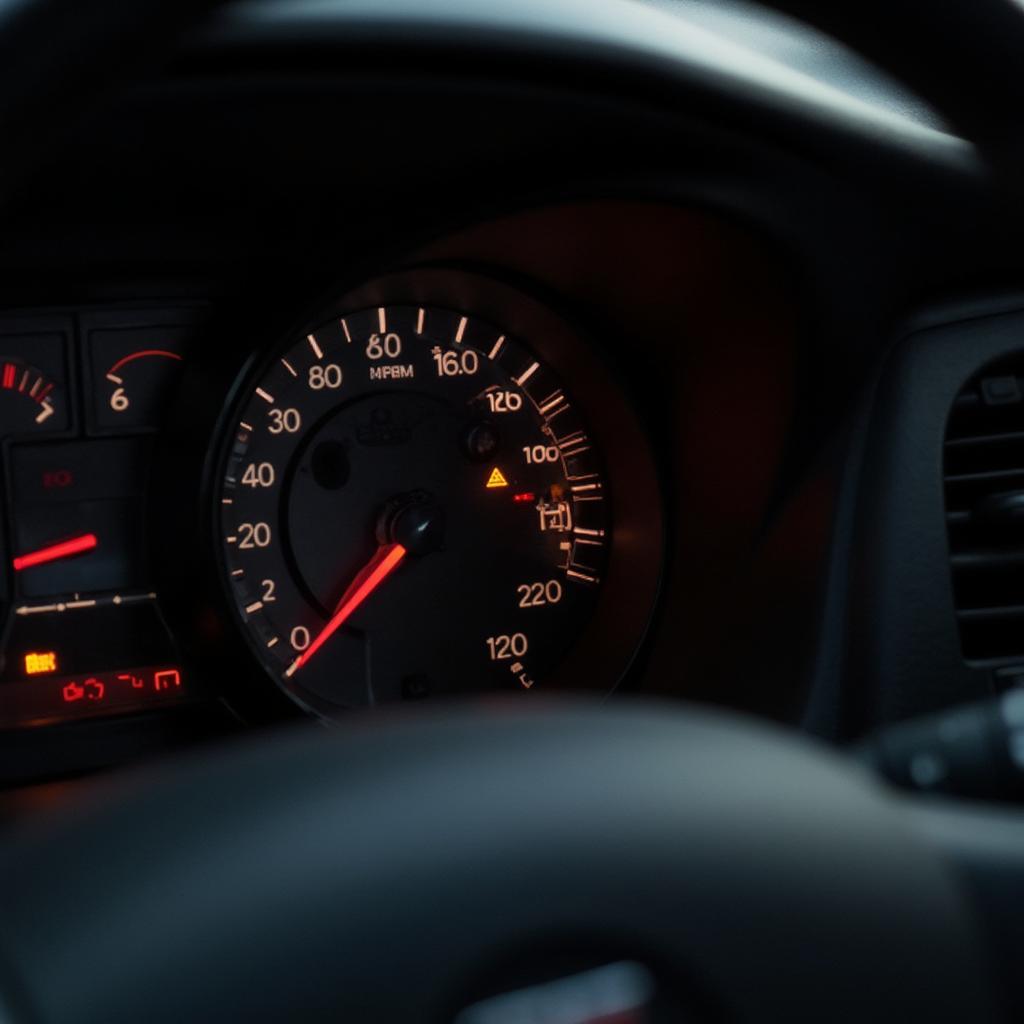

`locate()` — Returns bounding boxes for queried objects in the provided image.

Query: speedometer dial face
[217,305,612,715]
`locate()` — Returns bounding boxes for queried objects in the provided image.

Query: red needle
[286,541,407,676]
[12,533,98,571]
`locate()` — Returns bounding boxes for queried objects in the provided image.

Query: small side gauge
[89,327,188,432]
[1,360,58,426]
[0,332,69,438]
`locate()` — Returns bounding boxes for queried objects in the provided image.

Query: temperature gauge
[0,333,69,438]
[89,326,188,432]
[1,360,57,425]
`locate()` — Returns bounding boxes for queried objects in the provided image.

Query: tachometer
[212,288,657,719]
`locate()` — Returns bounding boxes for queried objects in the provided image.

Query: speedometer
[212,284,659,718]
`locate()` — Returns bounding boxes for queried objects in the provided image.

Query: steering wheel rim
[0,703,997,1021]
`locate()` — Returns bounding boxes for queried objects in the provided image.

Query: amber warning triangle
[486,467,509,488]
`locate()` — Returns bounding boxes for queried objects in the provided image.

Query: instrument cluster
[0,270,665,738]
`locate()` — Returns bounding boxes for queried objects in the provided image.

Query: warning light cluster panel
[0,305,205,734]
[0,665,186,729]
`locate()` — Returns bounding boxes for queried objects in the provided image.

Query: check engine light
[24,651,58,675]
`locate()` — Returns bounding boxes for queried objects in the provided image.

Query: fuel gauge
[89,326,188,432]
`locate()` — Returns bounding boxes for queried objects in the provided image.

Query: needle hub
[377,491,445,556]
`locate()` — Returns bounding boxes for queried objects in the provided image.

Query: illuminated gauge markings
[99,347,183,429]
[105,348,181,396]
[0,359,58,425]
[217,305,608,717]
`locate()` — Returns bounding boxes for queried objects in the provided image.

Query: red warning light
[42,469,73,489]
[513,492,536,504]
[62,681,85,702]
[154,669,181,691]
[60,679,106,703]
[0,665,188,729]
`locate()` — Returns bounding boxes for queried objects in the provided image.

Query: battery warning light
[24,651,58,675]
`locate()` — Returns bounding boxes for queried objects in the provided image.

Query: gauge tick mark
[515,361,539,386]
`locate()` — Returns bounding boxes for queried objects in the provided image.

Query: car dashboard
[0,0,1014,792]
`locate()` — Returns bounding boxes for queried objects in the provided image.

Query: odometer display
[217,305,610,715]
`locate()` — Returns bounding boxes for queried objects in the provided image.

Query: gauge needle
[12,533,98,571]
[286,541,407,676]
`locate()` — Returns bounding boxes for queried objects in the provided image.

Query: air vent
[945,355,1024,663]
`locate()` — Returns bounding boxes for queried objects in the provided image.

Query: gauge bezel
[157,267,664,723]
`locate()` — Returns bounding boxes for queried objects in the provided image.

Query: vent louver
[945,356,1024,664]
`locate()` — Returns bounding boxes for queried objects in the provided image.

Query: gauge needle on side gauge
[286,541,407,677]
[12,533,98,571]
